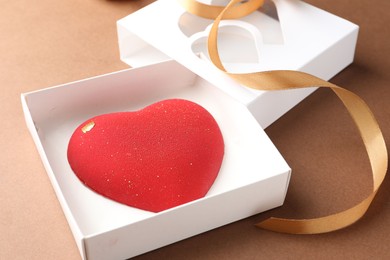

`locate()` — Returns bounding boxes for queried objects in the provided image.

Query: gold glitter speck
[82,121,95,133]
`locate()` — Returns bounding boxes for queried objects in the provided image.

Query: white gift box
[22,60,291,260]
[117,0,358,128]
[22,1,360,258]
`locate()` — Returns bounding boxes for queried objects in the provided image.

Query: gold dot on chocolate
[82,121,95,133]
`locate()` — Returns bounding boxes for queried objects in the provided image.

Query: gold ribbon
[180,0,388,234]
[177,0,264,19]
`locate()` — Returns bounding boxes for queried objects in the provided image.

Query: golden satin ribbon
[180,0,388,234]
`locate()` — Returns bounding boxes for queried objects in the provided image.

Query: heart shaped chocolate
[67,99,224,212]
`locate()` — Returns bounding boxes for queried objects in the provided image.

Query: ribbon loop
[180,0,388,234]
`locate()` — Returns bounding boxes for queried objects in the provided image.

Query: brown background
[1,0,389,259]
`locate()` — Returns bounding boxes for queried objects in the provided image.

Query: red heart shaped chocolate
[67,99,224,212]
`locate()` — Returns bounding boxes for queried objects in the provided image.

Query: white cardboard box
[117,0,358,128]
[22,60,291,260]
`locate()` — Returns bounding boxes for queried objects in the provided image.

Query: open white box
[117,0,359,128]
[22,60,290,260]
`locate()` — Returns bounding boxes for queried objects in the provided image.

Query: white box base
[117,0,358,128]
[22,60,290,260]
